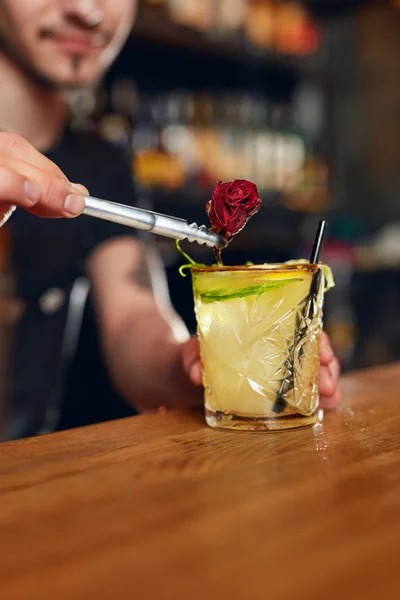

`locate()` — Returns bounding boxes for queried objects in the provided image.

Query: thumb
[180,336,203,386]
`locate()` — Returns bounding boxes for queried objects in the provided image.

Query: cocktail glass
[192,263,325,431]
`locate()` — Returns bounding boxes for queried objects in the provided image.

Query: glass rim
[191,262,322,274]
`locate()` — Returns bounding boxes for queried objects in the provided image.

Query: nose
[62,0,104,28]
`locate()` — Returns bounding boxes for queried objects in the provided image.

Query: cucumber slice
[198,278,302,303]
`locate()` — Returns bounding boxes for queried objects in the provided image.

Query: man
[0,0,341,439]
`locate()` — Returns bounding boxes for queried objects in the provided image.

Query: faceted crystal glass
[192,263,325,431]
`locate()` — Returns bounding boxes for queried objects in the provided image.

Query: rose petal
[207,179,262,239]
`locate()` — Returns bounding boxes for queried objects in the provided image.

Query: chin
[58,76,98,90]
[33,55,102,90]
[42,68,99,90]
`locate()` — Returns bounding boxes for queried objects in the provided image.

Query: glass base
[205,408,318,432]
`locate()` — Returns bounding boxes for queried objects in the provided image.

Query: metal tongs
[83,196,226,249]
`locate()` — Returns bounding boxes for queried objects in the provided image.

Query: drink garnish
[197,278,303,303]
[175,240,207,276]
[176,183,335,297]
[176,179,262,271]
[207,179,262,264]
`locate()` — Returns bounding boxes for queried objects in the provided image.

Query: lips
[40,30,106,55]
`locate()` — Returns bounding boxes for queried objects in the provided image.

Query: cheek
[0,8,24,46]
[107,0,137,39]
[0,0,42,31]
[1,4,46,59]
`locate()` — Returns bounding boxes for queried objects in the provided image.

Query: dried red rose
[206,179,261,241]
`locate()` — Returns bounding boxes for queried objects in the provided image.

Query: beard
[0,32,91,92]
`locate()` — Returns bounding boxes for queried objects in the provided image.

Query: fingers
[0,165,42,209]
[0,153,86,218]
[320,330,334,365]
[319,331,342,408]
[329,354,341,382]
[319,365,336,397]
[320,388,342,410]
[319,357,341,396]
[180,336,203,386]
[181,331,342,406]
[189,362,203,386]
[319,356,342,409]
[0,132,66,179]
[71,183,89,195]
[0,132,89,219]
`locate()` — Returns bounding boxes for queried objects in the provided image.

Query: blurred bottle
[214,0,246,37]
[161,92,199,186]
[266,103,304,195]
[190,92,220,188]
[245,0,276,50]
[105,78,140,154]
[98,114,132,151]
[134,94,186,190]
[244,0,320,56]
[67,89,97,131]
[139,0,169,18]
[274,2,320,56]
[252,98,274,190]
[126,87,329,206]
[139,0,320,56]
[168,0,215,32]
[271,100,329,213]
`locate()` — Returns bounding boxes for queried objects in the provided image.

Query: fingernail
[322,340,334,362]
[190,363,202,384]
[71,183,89,195]
[64,194,85,217]
[24,180,41,204]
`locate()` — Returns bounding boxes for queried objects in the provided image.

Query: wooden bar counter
[1,364,399,599]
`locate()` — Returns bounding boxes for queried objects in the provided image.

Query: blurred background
[2,0,400,374]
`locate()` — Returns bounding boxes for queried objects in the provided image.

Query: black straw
[273,220,327,413]
[309,220,327,264]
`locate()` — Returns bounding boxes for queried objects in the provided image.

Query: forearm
[102,300,202,411]
[88,237,203,411]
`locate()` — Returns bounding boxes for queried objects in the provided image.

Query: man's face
[0,0,137,88]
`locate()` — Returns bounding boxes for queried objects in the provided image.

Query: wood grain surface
[1,364,400,600]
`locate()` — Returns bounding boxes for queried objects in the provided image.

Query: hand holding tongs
[83,196,226,249]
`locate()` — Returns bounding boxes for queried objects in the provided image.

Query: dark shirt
[3,129,138,440]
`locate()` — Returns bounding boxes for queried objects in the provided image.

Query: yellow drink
[192,263,325,431]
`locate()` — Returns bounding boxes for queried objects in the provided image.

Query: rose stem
[213,247,223,265]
